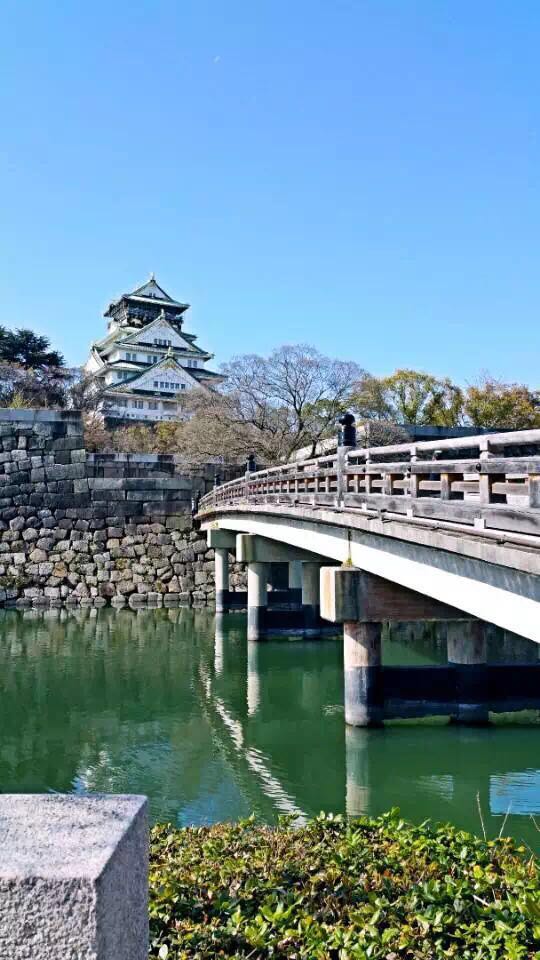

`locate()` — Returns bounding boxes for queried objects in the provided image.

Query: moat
[1,607,539,848]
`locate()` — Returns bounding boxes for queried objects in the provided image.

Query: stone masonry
[0,409,246,609]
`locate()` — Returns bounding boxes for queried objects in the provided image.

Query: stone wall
[0,409,245,609]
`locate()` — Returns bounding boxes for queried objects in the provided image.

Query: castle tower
[85,275,223,423]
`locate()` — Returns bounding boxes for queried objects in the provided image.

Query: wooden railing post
[479,437,493,460]
[364,452,373,495]
[529,474,540,508]
[336,447,347,507]
[440,473,461,500]
[407,445,418,499]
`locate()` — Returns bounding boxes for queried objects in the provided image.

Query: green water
[1,608,539,849]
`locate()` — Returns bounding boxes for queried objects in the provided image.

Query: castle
[85,275,223,422]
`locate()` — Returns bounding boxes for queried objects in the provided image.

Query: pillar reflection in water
[345,727,371,817]
[214,614,225,675]
[247,642,261,716]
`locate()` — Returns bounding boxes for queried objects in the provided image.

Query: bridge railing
[198,428,540,538]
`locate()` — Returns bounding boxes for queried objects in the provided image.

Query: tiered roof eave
[104,274,190,317]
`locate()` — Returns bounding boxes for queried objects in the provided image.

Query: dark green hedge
[149,811,540,959]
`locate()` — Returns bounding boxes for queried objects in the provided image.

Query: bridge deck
[198,428,540,642]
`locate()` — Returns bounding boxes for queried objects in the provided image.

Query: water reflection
[0,608,539,847]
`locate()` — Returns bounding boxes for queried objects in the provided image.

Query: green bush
[149,811,540,959]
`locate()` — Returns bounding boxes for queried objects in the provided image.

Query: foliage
[352,369,540,433]
[464,376,540,430]
[149,811,540,959]
[82,412,113,452]
[0,326,64,368]
[0,361,69,409]
[352,370,464,427]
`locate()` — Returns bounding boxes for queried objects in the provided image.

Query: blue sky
[0,1,538,384]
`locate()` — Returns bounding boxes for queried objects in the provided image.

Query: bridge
[198,422,540,727]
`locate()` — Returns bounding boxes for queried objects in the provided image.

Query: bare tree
[0,362,70,408]
[210,345,366,462]
[64,368,112,414]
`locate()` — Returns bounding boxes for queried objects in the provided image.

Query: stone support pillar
[215,548,229,614]
[343,620,383,726]
[447,621,488,725]
[302,562,321,634]
[288,560,303,606]
[247,562,269,642]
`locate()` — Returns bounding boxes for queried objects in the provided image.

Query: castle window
[132,400,144,409]
[154,338,171,347]
[125,351,137,361]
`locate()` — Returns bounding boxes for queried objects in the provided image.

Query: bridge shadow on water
[0,607,539,849]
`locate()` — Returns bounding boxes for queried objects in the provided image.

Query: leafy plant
[149,810,540,958]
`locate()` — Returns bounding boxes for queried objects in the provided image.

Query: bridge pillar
[344,621,383,726]
[288,560,303,606]
[207,530,236,614]
[447,622,488,725]
[302,562,321,634]
[320,566,383,726]
[247,562,269,642]
[215,549,230,614]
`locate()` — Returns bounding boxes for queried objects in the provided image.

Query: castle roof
[106,351,205,395]
[105,274,189,317]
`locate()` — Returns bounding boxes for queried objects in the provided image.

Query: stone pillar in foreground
[247,561,269,641]
[302,562,321,634]
[288,560,303,606]
[0,794,148,959]
[447,621,488,724]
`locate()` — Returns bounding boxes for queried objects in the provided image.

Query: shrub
[149,811,540,959]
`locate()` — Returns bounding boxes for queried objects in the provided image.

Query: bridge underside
[202,503,540,643]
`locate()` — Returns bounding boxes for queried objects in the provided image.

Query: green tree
[353,369,464,427]
[464,376,540,429]
[0,326,64,368]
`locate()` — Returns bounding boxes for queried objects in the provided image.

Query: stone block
[320,566,362,623]
[0,794,147,958]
